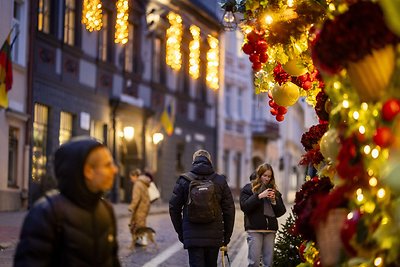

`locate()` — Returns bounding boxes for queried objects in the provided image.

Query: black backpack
[182,172,219,224]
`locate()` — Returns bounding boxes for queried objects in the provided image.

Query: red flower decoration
[314,89,329,122]
[273,64,291,85]
[301,123,329,151]
[293,176,334,241]
[336,135,366,181]
[312,1,399,74]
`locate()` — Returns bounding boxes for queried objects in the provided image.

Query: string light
[166,12,183,71]
[369,177,377,187]
[189,25,200,79]
[206,35,219,90]
[82,0,103,32]
[115,0,129,44]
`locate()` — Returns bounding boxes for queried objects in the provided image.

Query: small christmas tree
[274,212,303,267]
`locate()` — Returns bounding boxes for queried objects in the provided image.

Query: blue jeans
[247,231,276,267]
[187,247,219,267]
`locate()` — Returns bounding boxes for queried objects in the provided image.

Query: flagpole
[10,29,20,50]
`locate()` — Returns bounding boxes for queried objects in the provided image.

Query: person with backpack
[169,149,235,267]
[240,163,286,267]
[14,136,121,267]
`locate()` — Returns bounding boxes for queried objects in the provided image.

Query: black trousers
[188,247,220,267]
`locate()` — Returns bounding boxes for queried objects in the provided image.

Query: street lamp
[220,0,239,31]
[123,126,134,141]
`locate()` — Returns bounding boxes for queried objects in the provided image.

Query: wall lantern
[123,126,135,141]
[153,132,164,145]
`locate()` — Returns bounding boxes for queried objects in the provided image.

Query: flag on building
[0,33,13,108]
[161,100,175,136]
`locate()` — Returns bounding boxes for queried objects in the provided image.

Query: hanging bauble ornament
[382,98,400,121]
[271,82,300,107]
[319,128,340,163]
[347,44,395,102]
[282,58,308,76]
[373,126,394,148]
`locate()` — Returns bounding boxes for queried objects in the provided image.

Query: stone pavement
[0,201,169,251]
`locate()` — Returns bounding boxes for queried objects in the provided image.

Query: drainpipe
[110,97,120,203]
[26,0,37,208]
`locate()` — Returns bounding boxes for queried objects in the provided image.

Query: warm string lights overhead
[189,25,200,79]
[115,0,129,44]
[82,0,103,32]
[206,35,219,90]
[166,12,183,71]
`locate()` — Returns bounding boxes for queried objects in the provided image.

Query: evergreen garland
[274,212,303,267]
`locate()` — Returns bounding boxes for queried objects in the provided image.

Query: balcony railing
[251,120,280,140]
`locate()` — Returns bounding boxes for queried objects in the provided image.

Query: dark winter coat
[240,183,286,231]
[169,156,235,249]
[14,138,120,267]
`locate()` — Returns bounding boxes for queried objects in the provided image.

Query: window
[8,127,19,188]
[225,86,232,118]
[64,0,76,46]
[90,120,105,143]
[237,88,243,119]
[124,24,134,72]
[59,111,73,145]
[152,37,165,83]
[98,11,108,61]
[32,103,49,182]
[12,1,23,63]
[38,0,50,33]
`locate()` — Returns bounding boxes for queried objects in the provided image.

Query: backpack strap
[181,172,217,181]
[181,172,196,181]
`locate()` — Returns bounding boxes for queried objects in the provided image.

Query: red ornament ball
[373,126,394,147]
[382,98,400,121]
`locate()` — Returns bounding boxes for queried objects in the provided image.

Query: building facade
[17,0,224,206]
[218,29,253,198]
[0,0,30,211]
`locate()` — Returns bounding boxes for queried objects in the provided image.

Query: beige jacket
[129,176,151,228]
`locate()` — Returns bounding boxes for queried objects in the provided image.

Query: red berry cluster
[268,91,287,122]
[292,69,323,91]
[273,64,291,85]
[242,30,269,72]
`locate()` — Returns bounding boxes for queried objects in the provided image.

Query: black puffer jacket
[240,183,286,231]
[169,156,235,249]
[14,138,120,267]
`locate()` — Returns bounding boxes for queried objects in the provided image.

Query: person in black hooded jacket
[169,149,235,267]
[14,136,121,267]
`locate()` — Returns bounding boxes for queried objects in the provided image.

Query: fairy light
[287,0,294,7]
[364,145,371,155]
[359,125,365,134]
[382,216,389,224]
[361,102,368,110]
[189,25,200,79]
[356,188,364,202]
[333,81,341,89]
[265,15,273,25]
[371,148,379,158]
[377,188,386,199]
[166,12,183,71]
[342,100,349,108]
[369,177,378,187]
[368,169,374,176]
[353,111,359,120]
[82,0,103,32]
[364,201,376,213]
[115,0,129,44]
[374,257,383,266]
[206,35,219,90]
